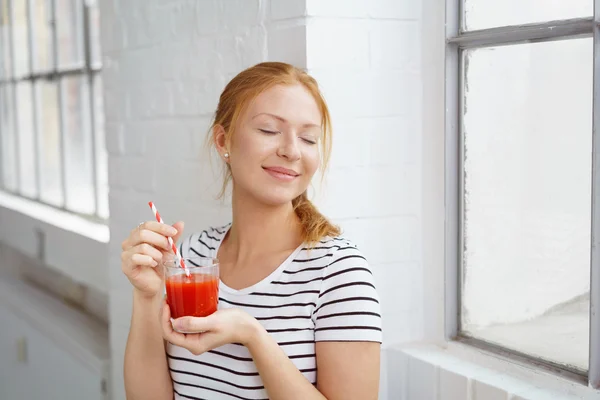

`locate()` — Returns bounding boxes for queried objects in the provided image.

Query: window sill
[0,191,109,294]
[387,342,600,399]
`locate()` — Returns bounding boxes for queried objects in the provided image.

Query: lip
[263,166,300,176]
[262,166,300,181]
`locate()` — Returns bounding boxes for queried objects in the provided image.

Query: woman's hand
[160,299,263,355]
[121,221,185,298]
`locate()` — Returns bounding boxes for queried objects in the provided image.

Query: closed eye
[301,138,317,145]
[259,129,279,134]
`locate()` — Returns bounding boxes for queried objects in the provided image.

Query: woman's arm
[246,323,326,400]
[162,304,381,399]
[121,220,186,399]
[314,341,380,400]
[246,325,380,400]
[124,291,173,400]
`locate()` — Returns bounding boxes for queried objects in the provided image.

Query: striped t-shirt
[168,224,382,400]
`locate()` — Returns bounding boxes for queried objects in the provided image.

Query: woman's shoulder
[179,223,231,258]
[311,235,382,343]
[309,235,368,264]
[289,235,371,279]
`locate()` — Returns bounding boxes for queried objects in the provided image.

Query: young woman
[121,62,382,400]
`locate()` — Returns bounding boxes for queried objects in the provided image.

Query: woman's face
[220,84,322,207]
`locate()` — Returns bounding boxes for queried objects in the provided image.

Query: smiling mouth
[262,167,300,181]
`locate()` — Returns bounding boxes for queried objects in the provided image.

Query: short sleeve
[177,225,230,260]
[178,233,195,259]
[312,246,382,343]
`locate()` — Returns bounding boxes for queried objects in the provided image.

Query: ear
[213,124,229,161]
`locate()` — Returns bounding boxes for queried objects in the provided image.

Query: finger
[131,253,158,268]
[130,243,164,262]
[172,221,185,245]
[172,315,214,333]
[160,302,188,345]
[121,249,160,275]
[134,229,172,252]
[131,221,178,239]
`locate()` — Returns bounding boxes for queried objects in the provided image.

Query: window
[445,0,600,388]
[0,0,107,219]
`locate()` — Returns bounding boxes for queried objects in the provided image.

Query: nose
[276,131,301,161]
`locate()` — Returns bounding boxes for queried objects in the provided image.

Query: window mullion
[449,17,594,48]
[82,2,98,217]
[7,0,20,194]
[589,0,600,390]
[26,0,41,200]
[0,65,94,84]
[445,0,461,340]
[50,0,67,208]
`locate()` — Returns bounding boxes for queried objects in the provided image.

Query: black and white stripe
[170,225,382,399]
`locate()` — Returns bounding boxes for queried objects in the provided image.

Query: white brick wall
[303,2,423,357]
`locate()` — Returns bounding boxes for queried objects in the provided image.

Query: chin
[252,188,303,207]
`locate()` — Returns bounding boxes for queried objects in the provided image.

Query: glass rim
[162,256,219,269]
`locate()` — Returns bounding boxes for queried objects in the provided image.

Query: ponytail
[293,191,340,247]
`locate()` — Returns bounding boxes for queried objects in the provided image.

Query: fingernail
[172,319,183,331]
[168,227,178,235]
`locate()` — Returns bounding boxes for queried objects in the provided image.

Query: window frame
[0,0,104,220]
[444,0,600,389]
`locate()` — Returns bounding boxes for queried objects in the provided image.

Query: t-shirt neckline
[214,224,305,296]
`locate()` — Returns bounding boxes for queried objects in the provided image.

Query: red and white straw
[148,201,189,277]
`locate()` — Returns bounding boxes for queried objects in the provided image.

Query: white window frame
[0,0,108,294]
[444,0,600,389]
[0,0,104,219]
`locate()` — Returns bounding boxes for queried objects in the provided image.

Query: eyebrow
[252,112,320,129]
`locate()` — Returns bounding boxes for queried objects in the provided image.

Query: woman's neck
[224,188,304,262]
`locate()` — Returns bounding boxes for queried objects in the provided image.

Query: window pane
[62,75,94,214]
[32,0,53,72]
[0,84,17,191]
[461,38,592,371]
[36,80,63,206]
[464,0,592,31]
[56,0,84,69]
[12,0,30,78]
[86,1,101,68]
[16,81,37,198]
[93,74,108,218]
[0,1,12,80]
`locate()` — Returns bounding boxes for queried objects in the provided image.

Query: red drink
[165,273,219,318]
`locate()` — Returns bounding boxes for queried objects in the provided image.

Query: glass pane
[32,0,53,72]
[56,0,84,69]
[0,84,17,191]
[464,0,592,31]
[0,1,12,80]
[62,75,94,214]
[36,80,63,206]
[461,38,592,371]
[16,81,37,198]
[86,1,101,68]
[93,74,108,218]
[12,0,30,78]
